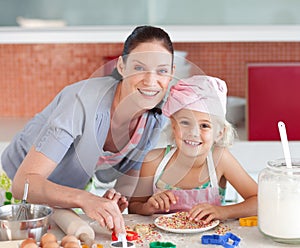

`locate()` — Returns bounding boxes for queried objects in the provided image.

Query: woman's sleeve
[34,85,85,164]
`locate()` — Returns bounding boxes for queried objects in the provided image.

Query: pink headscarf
[162,75,227,118]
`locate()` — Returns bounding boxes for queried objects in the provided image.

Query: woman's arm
[12,146,125,235]
[13,147,79,206]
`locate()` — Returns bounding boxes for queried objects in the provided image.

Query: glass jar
[258,158,300,244]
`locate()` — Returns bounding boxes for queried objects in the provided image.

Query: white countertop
[1,25,300,44]
[1,214,297,248]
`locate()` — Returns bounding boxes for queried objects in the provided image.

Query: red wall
[1,42,300,117]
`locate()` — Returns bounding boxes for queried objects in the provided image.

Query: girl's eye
[200,123,211,129]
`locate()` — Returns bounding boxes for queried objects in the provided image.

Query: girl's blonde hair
[213,117,237,148]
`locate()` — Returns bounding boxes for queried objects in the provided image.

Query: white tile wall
[0,142,8,173]
[0,117,28,172]
[0,117,28,142]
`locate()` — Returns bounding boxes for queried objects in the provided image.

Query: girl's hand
[103,188,129,213]
[144,190,177,214]
[188,203,224,224]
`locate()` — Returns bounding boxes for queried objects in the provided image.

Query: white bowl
[226,96,246,125]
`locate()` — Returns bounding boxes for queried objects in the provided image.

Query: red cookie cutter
[111,230,139,241]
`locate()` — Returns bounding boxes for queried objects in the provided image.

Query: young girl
[128,75,257,223]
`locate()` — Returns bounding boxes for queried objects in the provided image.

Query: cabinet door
[248,63,300,141]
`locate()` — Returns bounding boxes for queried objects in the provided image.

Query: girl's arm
[128,149,165,215]
[12,146,126,235]
[189,147,257,222]
[114,169,140,198]
[109,169,141,212]
[215,147,258,219]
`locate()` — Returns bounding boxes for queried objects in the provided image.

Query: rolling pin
[52,208,96,247]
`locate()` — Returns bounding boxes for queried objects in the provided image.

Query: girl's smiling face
[117,41,174,110]
[171,109,216,157]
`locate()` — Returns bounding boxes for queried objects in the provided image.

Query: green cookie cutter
[149,241,176,248]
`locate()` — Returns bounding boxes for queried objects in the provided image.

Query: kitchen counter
[1,214,297,248]
[1,25,300,44]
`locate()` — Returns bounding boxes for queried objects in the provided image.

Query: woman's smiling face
[117,41,174,110]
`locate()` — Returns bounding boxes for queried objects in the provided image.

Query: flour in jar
[258,179,300,239]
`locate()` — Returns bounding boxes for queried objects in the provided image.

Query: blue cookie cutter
[201,232,241,248]
[201,234,225,245]
[223,232,241,247]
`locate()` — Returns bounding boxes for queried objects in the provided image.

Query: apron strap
[153,146,176,185]
[207,151,219,189]
[153,147,219,194]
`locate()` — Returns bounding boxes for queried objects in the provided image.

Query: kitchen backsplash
[1,42,300,117]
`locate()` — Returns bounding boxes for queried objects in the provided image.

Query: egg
[61,234,78,247]
[42,241,60,248]
[63,241,80,248]
[20,238,36,248]
[40,233,57,247]
[23,243,39,248]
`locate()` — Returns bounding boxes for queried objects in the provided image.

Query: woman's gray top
[1,76,166,189]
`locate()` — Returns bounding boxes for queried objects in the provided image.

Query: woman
[1,25,174,235]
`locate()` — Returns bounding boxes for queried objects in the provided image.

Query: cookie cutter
[201,234,225,245]
[82,245,104,248]
[239,216,258,226]
[149,241,176,248]
[223,232,241,247]
[111,230,139,241]
[110,241,135,247]
[201,232,241,248]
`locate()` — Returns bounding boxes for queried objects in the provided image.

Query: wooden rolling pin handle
[79,233,97,248]
[52,208,95,240]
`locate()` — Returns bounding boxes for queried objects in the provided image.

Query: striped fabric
[96,112,148,168]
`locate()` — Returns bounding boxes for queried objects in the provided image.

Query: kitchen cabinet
[248,63,300,140]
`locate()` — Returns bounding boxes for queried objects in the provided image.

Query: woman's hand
[143,190,177,214]
[188,203,224,224]
[81,193,126,236]
[103,188,129,213]
[11,148,126,235]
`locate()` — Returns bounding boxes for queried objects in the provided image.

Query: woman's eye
[157,68,168,75]
[134,65,145,71]
[180,120,190,126]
